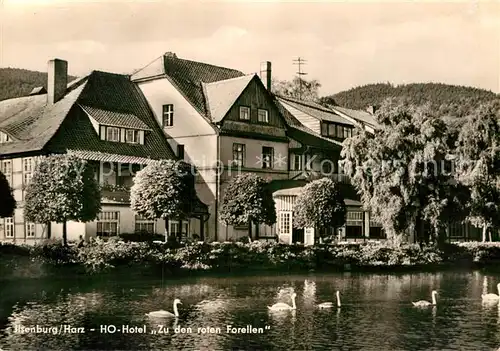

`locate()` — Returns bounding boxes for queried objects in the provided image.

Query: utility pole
[293,57,307,100]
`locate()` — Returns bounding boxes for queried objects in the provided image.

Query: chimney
[366,105,377,114]
[47,59,68,104]
[260,61,272,91]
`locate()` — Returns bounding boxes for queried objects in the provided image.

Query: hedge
[3,239,500,276]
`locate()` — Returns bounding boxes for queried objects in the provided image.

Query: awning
[67,150,156,165]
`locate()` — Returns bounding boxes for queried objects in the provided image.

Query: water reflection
[3,272,500,350]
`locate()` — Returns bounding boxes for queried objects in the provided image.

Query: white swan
[268,293,297,311]
[482,283,500,301]
[412,290,437,307]
[146,298,182,318]
[318,291,341,308]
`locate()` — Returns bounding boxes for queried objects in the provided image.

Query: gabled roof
[131,53,245,117]
[273,96,342,149]
[202,74,255,122]
[278,95,354,125]
[329,105,377,128]
[45,71,176,160]
[0,70,175,160]
[0,80,88,155]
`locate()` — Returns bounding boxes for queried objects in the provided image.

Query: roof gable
[131,53,245,117]
[203,75,255,122]
[0,80,88,156]
[329,105,377,128]
[0,70,175,160]
[45,71,176,160]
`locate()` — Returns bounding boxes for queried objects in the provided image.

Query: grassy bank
[2,239,500,279]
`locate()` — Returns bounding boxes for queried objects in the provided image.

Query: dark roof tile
[131,54,245,117]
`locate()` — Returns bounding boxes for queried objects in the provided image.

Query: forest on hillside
[320,83,499,110]
[0,68,77,101]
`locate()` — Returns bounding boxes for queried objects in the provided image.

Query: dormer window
[0,131,11,143]
[100,125,144,144]
[321,122,353,140]
[239,106,250,120]
[125,129,140,144]
[258,109,269,123]
[162,104,174,127]
[106,127,120,142]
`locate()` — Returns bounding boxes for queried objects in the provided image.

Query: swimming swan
[268,293,297,311]
[412,290,437,307]
[318,291,341,308]
[482,283,500,301]
[146,299,182,318]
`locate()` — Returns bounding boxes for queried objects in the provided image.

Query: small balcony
[100,184,131,204]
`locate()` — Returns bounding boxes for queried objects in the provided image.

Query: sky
[0,0,499,95]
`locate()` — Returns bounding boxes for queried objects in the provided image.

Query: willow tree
[219,173,276,240]
[0,170,15,218]
[454,99,500,242]
[24,154,101,245]
[341,98,467,244]
[293,177,346,243]
[130,160,195,240]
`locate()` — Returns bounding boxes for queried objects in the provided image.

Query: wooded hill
[321,82,498,110]
[1,68,498,110]
[0,68,77,101]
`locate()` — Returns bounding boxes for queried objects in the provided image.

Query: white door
[278,211,292,244]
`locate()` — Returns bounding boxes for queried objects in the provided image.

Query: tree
[454,99,500,242]
[293,177,346,243]
[130,160,195,240]
[24,154,101,245]
[341,98,467,245]
[219,173,276,240]
[272,77,321,102]
[0,170,15,218]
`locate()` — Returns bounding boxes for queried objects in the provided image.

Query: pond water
[1,270,500,350]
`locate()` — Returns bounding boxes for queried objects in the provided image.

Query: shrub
[9,238,500,275]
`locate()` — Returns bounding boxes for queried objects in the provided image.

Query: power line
[293,57,307,100]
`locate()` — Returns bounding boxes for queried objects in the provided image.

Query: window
[2,160,12,184]
[2,217,14,238]
[328,124,336,137]
[106,127,120,142]
[177,145,185,160]
[343,127,352,138]
[232,143,246,167]
[346,211,363,226]
[321,123,328,136]
[262,146,274,169]
[0,132,11,143]
[23,173,32,186]
[336,125,343,138]
[25,222,35,238]
[135,214,155,233]
[96,212,119,237]
[279,212,291,235]
[23,158,32,173]
[292,154,302,171]
[257,109,269,123]
[169,221,189,241]
[125,129,139,144]
[162,104,174,127]
[239,106,250,120]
